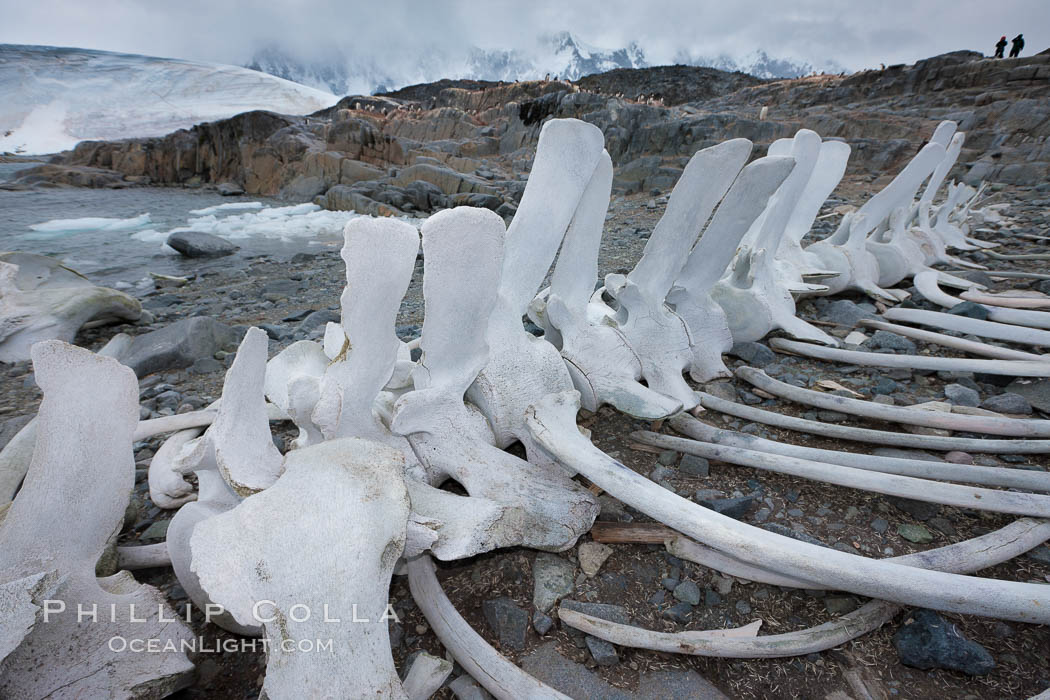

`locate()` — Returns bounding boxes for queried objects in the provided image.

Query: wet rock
[679,454,709,477]
[673,580,701,605]
[944,383,980,407]
[981,392,1033,415]
[482,597,529,651]
[947,301,989,320]
[662,601,693,624]
[167,231,239,258]
[1005,378,1050,413]
[216,182,245,196]
[728,341,775,367]
[533,552,575,612]
[894,609,995,675]
[118,317,240,377]
[822,300,875,328]
[869,330,916,353]
[897,523,934,543]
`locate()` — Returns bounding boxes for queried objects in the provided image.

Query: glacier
[0,45,339,155]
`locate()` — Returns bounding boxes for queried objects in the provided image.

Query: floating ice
[28,213,152,234]
[166,204,420,243]
[188,202,266,216]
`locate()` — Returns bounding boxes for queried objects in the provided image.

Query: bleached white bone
[866,206,988,288]
[115,542,171,570]
[915,270,1050,330]
[403,651,454,700]
[738,366,1050,437]
[0,252,142,363]
[882,306,1050,347]
[603,139,752,404]
[668,154,797,381]
[467,118,605,459]
[167,470,260,636]
[192,438,411,698]
[662,415,1050,491]
[407,555,572,700]
[0,341,193,697]
[562,517,1050,658]
[211,327,284,495]
[393,207,597,556]
[525,390,1050,623]
[264,340,329,449]
[538,151,682,418]
[960,289,1050,310]
[697,388,1050,453]
[148,426,203,509]
[769,336,1050,377]
[859,318,1049,361]
[806,211,900,301]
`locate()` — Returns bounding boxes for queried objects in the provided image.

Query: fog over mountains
[247,31,840,96]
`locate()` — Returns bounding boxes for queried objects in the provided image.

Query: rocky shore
[1,168,1048,697]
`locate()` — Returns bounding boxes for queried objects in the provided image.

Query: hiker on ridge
[994,35,1007,58]
[1009,34,1025,58]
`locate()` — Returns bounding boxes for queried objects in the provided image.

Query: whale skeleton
[6,116,1050,697]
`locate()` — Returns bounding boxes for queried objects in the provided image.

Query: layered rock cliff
[18,50,1049,218]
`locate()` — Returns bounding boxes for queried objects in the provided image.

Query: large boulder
[166,231,239,258]
[117,317,241,377]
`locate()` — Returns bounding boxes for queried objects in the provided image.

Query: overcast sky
[1,0,1046,73]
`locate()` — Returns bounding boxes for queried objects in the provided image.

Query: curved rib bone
[882,306,1050,347]
[961,289,1050,310]
[630,430,1050,517]
[407,554,572,700]
[915,270,1050,330]
[525,390,1050,623]
[769,337,1050,377]
[696,389,1050,453]
[859,318,1048,361]
[603,139,753,405]
[662,414,1050,492]
[737,366,1050,437]
[0,341,193,697]
[393,207,598,556]
[668,154,796,381]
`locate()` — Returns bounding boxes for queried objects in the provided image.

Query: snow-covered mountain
[0,45,339,155]
[247,32,648,96]
[245,32,837,97]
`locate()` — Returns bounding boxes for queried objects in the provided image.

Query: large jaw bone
[541,151,681,419]
[0,253,142,363]
[525,390,1050,623]
[915,270,1050,330]
[604,139,753,404]
[313,218,421,455]
[393,207,598,556]
[668,155,796,382]
[191,438,411,699]
[0,341,193,697]
[468,118,605,454]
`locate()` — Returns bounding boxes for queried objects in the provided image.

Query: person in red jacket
[994,35,1007,58]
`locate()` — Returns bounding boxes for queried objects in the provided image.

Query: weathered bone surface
[663,415,1050,491]
[538,151,682,418]
[770,337,1050,377]
[115,542,171,570]
[882,306,1050,347]
[960,289,1050,310]
[667,154,796,382]
[0,341,193,698]
[915,270,1050,330]
[393,207,598,556]
[264,340,329,449]
[633,428,1050,518]
[148,426,204,509]
[402,651,454,700]
[738,367,1050,437]
[0,252,142,363]
[192,438,411,698]
[467,118,605,457]
[526,391,1050,623]
[697,390,1050,453]
[602,139,751,402]
[777,139,850,277]
[211,327,285,495]
[407,554,572,700]
[859,318,1049,362]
